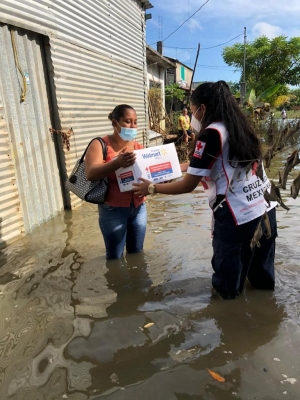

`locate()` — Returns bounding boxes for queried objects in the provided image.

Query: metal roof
[165,56,193,72]
[146,45,176,69]
[139,0,154,10]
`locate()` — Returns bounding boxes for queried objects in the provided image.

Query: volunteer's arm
[133,128,221,196]
[132,173,202,196]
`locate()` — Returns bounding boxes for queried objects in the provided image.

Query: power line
[197,66,238,71]
[197,64,236,68]
[150,0,210,45]
[161,33,244,51]
[197,64,238,71]
[164,46,197,50]
[168,60,239,71]
[202,33,243,49]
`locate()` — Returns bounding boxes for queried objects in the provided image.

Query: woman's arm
[132,173,202,196]
[85,140,136,181]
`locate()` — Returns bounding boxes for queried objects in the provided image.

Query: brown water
[0,150,300,400]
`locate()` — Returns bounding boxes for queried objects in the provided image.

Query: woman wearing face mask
[133,81,277,300]
[85,104,147,259]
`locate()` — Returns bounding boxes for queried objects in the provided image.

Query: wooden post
[188,43,201,103]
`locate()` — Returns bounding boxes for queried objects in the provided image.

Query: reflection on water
[0,150,300,399]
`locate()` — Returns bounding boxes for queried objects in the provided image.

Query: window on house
[180,66,185,80]
[166,68,176,85]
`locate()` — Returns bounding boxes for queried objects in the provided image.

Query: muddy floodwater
[0,150,300,400]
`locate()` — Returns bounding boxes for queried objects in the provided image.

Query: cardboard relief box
[116,143,182,192]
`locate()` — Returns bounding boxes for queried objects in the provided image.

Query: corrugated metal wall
[48,36,147,208]
[45,0,148,208]
[0,87,24,245]
[0,24,63,235]
[0,1,145,66]
[0,0,149,213]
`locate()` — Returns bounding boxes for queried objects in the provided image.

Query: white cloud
[155,0,300,19]
[154,0,300,33]
[148,1,300,83]
[252,22,284,39]
[186,18,202,33]
[206,0,300,20]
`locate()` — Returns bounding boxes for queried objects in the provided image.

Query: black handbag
[66,137,108,204]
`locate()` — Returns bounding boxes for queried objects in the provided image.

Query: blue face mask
[117,124,137,141]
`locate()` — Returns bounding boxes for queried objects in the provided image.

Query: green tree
[267,84,289,106]
[165,83,185,110]
[288,88,300,108]
[222,36,300,96]
[289,87,300,98]
[227,81,240,95]
[165,83,186,101]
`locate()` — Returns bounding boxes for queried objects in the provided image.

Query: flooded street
[0,151,300,400]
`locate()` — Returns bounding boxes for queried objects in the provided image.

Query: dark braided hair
[190,81,262,167]
[108,104,135,121]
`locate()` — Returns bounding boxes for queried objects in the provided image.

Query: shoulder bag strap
[95,137,107,161]
[80,137,107,162]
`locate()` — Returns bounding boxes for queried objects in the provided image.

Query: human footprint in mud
[133,81,278,300]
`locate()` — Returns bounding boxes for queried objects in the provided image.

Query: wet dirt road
[0,151,300,400]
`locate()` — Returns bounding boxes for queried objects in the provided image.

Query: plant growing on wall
[148,87,163,132]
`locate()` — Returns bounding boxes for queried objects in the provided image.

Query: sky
[145,0,300,85]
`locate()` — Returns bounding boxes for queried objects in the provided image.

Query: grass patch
[273,110,300,119]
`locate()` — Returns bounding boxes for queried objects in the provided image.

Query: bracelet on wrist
[148,183,156,195]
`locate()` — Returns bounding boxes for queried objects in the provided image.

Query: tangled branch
[49,128,73,151]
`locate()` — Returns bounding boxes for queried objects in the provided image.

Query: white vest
[200,122,276,225]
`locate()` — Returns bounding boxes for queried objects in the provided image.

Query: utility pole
[188,43,201,104]
[240,27,247,106]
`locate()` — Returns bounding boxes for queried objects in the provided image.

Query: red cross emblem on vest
[197,142,204,151]
[193,140,206,159]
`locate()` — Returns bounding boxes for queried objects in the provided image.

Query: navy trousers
[212,202,277,299]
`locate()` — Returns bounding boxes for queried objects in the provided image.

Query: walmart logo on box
[116,143,182,192]
[141,146,168,159]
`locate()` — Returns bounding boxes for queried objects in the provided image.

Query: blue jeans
[98,202,147,259]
